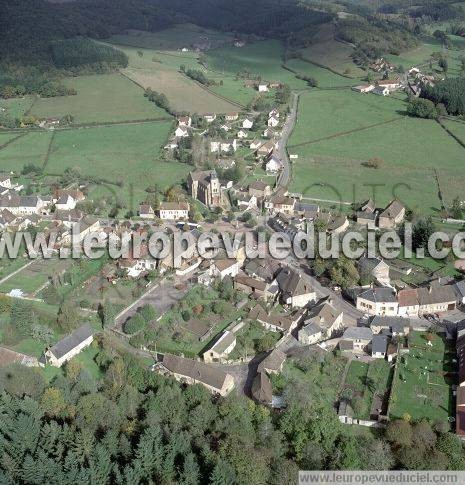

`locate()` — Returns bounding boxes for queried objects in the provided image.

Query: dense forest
[421,78,465,115]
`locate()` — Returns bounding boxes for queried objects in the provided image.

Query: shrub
[137,304,158,322]
[123,313,147,334]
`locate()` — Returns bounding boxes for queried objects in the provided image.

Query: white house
[352,84,375,93]
[266,154,283,173]
[55,194,77,211]
[211,259,240,279]
[242,118,254,129]
[211,139,237,153]
[44,325,94,367]
[0,175,12,189]
[277,267,316,308]
[373,86,390,96]
[250,139,262,150]
[267,116,279,127]
[269,109,279,119]
[203,331,236,363]
[221,124,231,132]
[237,129,248,139]
[175,126,189,138]
[225,112,239,121]
[177,116,192,127]
[158,201,189,220]
[204,113,217,123]
[258,84,269,92]
[356,287,398,316]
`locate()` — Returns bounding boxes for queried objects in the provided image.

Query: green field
[289,94,465,211]
[31,74,167,124]
[290,89,406,145]
[0,131,53,171]
[389,332,454,422]
[0,97,35,119]
[206,40,309,90]
[46,121,189,206]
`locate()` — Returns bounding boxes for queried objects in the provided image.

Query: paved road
[276,91,301,188]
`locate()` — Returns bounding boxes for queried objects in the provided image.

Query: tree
[123,313,147,334]
[385,419,413,447]
[10,300,35,337]
[439,57,448,73]
[412,217,434,250]
[412,421,436,450]
[137,304,158,322]
[449,196,463,219]
[57,301,79,332]
[40,387,67,418]
[407,98,438,119]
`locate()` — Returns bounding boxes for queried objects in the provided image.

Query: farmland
[0,131,53,172]
[389,332,454,422]
[288,89,465,211]
[0,97,35,119]
[31,74,167,124]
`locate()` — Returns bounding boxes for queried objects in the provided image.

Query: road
[276,91,301,188]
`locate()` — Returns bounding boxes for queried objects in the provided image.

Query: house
[258,83,269,92]
[377,79,402,90]
[0,194,46,216]
[251,372,273,405]
[55,194,77,211]
[298,323,323,345]
[177,116,192,127]
[370,316,410,336]
[372,86,390,96]
[356,287,398,316]
[300,297,345,342]
[417,285,456,314]
[44,325,94,367]
[397,288,420,316]
[265,154,283,173]
[237,129,248,139]
[267,191,295,214]
[340,327,373,353]
[358,257,390,286]
[204,113,217,123]
[267,116,279,127]
[327,215,349,234]
[175,126,189,138]
[0,174,12,189]
[203,331,236,363]
[235,192,258,211]
[210,258,240,279]
[210,139,237,153]
[277,267,316,308]
[243,257,282,283]
[0,209,17,230]
[372,334,388,359]
[250,139,263,150]
[257,141,276,158]
[158,201,189,220]
[378,200,405,229]
[356,210,377,229]
[250,304,299,335]
[248,180,271,198]
[269,109,279,119]
[67,217,100,246]
[221,124,231,132]
[188,170,221,207]
[158,353,235,396]
[352,84,375,93]
[242,118,254,129]
[454,280,465,304]
[257,348,286,374]
[263,127,276,138]
[234,274,275,301]
[139,204,155,219]
[225,112,239,121]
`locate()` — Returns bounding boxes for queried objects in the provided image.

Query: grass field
[289,92,465,211]
[0,97,35,119]
[31,74,167,124]
[0,131,53,172]
[0,257,73,295]
[206,40,309,90]
[108,24,234,51]
[286,59,357,88]
[46,121,189,206]
[290,89,406,145]
[389,332,454,422]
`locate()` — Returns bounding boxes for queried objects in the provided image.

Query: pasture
[31,74,167,124]
[289,89,406,145]
[289,104,465,211]
[389,332,454,422]
[45,121,190,207]
[0,97,35,118]
[108,24,234,51]
[0,131,53,172]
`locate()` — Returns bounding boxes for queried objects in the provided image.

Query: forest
[421,78,465,116]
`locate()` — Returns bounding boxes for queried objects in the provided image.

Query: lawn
[389,332,454,422]
[206,40,309,90]
[343,359,392,420]
[0,131,53,172]
[45,121,189,208]
[289,116,465,213]
[289,89,406,146]
[0,257,73,295]
[31,73,167,124]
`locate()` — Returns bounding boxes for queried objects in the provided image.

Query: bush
[123,313,147,334]
[181,310,191,322]
[137,304,158,322]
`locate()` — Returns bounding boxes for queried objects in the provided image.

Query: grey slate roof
[359,287,397,303]
[372,334,388,354]
[49,325,93,360]
[300,322,322,337]
[370,316,410,333]
[455,280,465,298]
[343,326,373,341]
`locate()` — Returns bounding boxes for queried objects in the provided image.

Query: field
[0,257,73,295]
[0,131,53,172]
[45,121,188,206]
[31,74,167,124]
[290,89,405,145]
[289,89,465,211]
[389,332,454,422]
[343,360,392,420]
[0,97,35,119]
[108,24,234,51]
